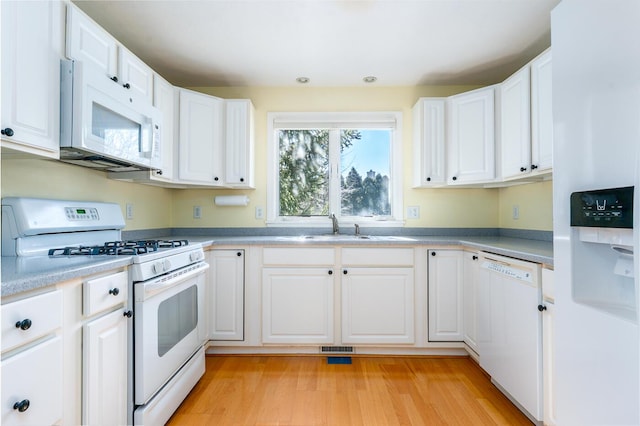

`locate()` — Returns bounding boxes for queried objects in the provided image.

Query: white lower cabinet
[1,336,63,426]
[427,249,464,341]
[262,268,335,344]
[83,309,128,426]
[209,249,245,341]
[81,270,130,426]
[341,267,414,344]
[462,251,481,353]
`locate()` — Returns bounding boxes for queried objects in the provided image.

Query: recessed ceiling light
[296,77,310,84]
[363,76,377,83]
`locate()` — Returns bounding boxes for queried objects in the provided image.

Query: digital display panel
[570,186,634,228]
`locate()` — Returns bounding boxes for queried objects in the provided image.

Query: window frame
[266,111,404,227]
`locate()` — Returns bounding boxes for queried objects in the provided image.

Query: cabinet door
[178,89,224,184]
[531,49,553,173]
[152,74,177,181]
[209,250,245,341]
[83,309,128,426]
[341,267,414,344]
[1,0,61,158]
[413,98,446,186]
[262,268,334,344]
[462,252,480,353]
[428,250,463,341]
[66,3,117,79]
[447,87,495,184]
[1,337,63,426]
[118,48,154,103]
[224,100,255,188]
[500,66,532,180]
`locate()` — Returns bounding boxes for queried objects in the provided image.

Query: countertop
[1,235,553,298]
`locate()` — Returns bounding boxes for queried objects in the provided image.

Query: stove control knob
[190,251,201,262]
[163,259,172,271]
[152,261,164,274]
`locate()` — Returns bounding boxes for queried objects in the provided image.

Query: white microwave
[60,59,162,172]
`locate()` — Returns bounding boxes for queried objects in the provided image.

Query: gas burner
[47,239,189,257]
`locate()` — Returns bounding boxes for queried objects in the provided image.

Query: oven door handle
[136,262,209,301]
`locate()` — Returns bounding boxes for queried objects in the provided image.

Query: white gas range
[1,197,208,425]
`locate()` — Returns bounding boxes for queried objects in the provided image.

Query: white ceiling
[72,0,561,88]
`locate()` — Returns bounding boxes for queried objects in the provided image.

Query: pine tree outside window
[267,112,403,227]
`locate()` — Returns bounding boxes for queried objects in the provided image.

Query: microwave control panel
[570,186,634,228]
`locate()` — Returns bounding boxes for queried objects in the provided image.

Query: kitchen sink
[274,235,417,242]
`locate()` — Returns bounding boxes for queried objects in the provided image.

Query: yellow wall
[1,158,173,231]
[498,180,553,231]
[0,85,553,232]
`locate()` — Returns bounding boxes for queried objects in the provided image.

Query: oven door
[134,262,208,405]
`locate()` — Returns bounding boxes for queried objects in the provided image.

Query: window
[267,112,403,226]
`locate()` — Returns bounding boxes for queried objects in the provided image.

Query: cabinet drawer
[263,247,335,266]
[1,290,62,354]
[341,248,414,267]
[84,270,128,316]
[1,336,63,425]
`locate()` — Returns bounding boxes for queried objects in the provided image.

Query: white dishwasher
[477,252,543,423]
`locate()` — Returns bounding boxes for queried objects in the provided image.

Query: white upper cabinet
[531,49,553,174]
[413,98,446,187]
[224,100,255,188]
[66,4,153,103]
[500,66,532,180]
[178,89,225,185]
[1,0,62,158]
[151,74,177,181]
[447,87,496,185]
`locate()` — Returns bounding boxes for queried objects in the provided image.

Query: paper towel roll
[214,195,250,206]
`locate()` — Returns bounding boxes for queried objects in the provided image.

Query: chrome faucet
[329,213,339,234]
[354,223,360,236]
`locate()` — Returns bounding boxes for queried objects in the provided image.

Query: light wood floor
[167,355,533,426]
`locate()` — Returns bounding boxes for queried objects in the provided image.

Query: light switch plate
[126,203,134,220]
[255,206,264,219]
[512,205,520,220]
[193,206,202,219]
[407,206,420,219]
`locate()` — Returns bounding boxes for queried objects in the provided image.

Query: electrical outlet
[126,203,134,220]
[255,206,264,219]
[193,206,202,219]
[407,206,420,219]
[512,205,520,220]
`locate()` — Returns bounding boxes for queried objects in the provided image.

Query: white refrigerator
[552,0,640,424]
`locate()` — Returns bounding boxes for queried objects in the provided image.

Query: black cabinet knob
[214,177,219,181]
[328,270,333,275]
[237,252,242,257]
[472,255,478,260]
[240,178,244,182]
[15,319,32,330]
[156,169,163,175]
[431,251,436,256]
[452,176,457,181]
[520,167,527,172]
[343,270,348,275]
[123,83,131,89]
[13,399,30,413]
[109,288,120,296]
[1,128,14,137]
[538,304,547,312]
[426,177,431,182]
[531,164,539,170]
[110,76,119,83]
[123,310,133,318]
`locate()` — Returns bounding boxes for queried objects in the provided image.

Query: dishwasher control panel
[482,260,533,282]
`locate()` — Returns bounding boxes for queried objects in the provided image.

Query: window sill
[265,218,405,228]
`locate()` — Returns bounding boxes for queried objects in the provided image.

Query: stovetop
[48,239,190,257]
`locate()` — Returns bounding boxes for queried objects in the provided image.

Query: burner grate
[47,239,189,256]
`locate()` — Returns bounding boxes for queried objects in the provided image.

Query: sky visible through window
[340,129,390,179]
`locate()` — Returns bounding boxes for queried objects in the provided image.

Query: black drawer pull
[15,319,32,330]
[109,288,120,296]
[13,399,30,412]
[123,310,133,318]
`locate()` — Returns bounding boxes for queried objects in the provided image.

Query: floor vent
[320,346,354,354]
